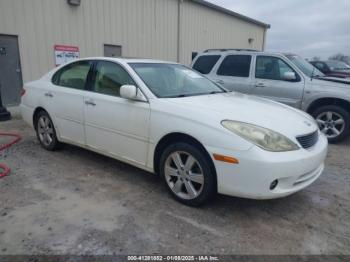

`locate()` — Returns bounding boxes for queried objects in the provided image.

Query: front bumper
[206,132,328,199]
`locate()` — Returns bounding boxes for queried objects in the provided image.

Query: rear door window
[192,55,221,74]
[217,55,251,77]
[52,61,92,90]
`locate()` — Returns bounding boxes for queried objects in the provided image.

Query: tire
[311,105,350,143]
[159,142,216,206]
[35,111,62,151]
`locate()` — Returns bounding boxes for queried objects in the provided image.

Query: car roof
[74,57,179,65]
[196,49,293,57]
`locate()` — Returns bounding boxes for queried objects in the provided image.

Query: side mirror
[283,72,297,81]
[120,85,137,100]
[120,85,147,102]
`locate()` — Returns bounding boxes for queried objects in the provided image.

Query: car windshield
[325,60,350,71]
[286,54,325,78]
[129,63,225,98]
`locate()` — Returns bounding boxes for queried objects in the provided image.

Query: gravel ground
[0,110,349,255]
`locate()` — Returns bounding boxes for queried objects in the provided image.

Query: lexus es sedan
[20,58,328,206]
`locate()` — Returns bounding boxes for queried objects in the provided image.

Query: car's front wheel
[312,105,350,143]
[35,111,62,151]
[159,142,216,206]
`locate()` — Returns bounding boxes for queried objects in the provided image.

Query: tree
[329,53,350,65]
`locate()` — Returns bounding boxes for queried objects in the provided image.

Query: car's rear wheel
[35,111,62,151]
[159,142,216,206]
[312,105,350,143]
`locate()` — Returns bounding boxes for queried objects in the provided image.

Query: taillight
[20,88,26,97]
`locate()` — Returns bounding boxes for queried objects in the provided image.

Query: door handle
[85,100,96,106]
[44,92,53,98]
[255,83,266,88]
[215,80,225,85]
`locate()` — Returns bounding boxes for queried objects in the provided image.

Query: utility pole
[0,84,11,121]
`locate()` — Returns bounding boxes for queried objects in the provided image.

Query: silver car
[191,49,350,143]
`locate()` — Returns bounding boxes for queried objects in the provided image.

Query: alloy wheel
[316,111,345,139]
[164,151,204,200]
[37,115,54,147]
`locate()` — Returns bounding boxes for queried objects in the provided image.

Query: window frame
[216,54,252,78]
[255,55,301,82]
[51,60,94,90]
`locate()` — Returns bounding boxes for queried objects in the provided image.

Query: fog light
[270,180,278,190]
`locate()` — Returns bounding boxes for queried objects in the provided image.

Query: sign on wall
[54,45,79,66]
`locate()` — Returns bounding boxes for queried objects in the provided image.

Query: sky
[207,0,350,60]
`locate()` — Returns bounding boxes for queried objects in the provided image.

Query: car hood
[160,92,318,139]
[309,77,350,88]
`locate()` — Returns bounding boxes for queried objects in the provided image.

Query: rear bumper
[19,104,34,128]
[206,132,328,199]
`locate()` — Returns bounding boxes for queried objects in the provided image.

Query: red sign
[54,45,80,66]
[54,45,79,52]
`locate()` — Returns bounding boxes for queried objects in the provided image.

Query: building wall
[179,1,266,65]
[0,0,267,83]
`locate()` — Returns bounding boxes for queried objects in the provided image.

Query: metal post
[177,0,183,63]
[0,84,11,121]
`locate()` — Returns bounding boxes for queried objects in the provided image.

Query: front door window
[92,61,135,97]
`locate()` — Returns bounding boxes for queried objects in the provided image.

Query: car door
[84,60,150,166]
[48,60,93,145]
[252,55,304,108]
[212,54,253,94]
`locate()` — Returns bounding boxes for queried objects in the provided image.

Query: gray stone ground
[0,108,349,255]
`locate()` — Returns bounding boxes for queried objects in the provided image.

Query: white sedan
[20,58,328,206]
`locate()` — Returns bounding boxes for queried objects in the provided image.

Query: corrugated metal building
[0,0,269,106]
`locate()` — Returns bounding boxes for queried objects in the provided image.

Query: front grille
[296,131,319,149]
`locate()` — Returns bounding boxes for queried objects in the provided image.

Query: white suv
[191,49,350,143]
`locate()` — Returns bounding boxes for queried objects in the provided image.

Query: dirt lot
[0,110,349,255]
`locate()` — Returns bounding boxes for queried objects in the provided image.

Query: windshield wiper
[165,91,224,98]
[164,94,189,98]
[209,91,223,94]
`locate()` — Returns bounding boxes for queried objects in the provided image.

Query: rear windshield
[192,55,221,74]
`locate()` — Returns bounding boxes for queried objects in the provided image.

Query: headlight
[221,120,299,152]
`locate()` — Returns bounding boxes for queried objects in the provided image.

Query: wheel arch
[153,132,217,188]
[33,107,48,129]
[307,97,350,114]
